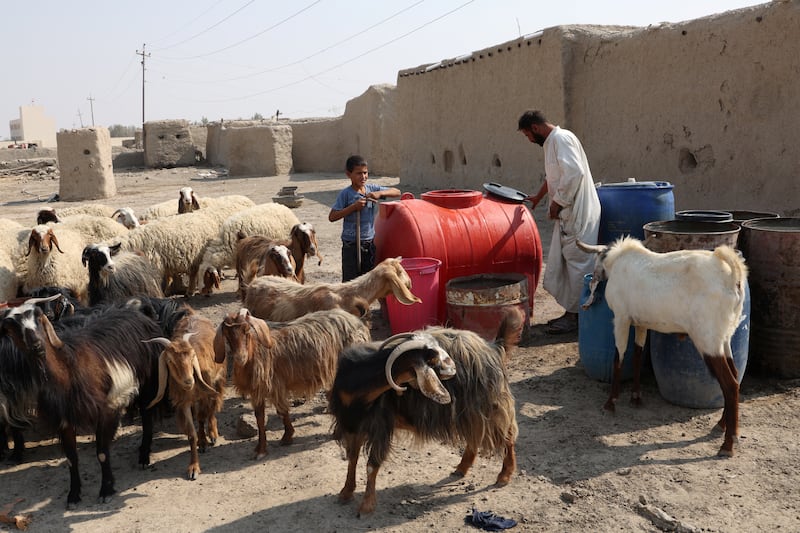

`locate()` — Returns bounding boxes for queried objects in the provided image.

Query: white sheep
[23,225,88,302]
[57,204,116,218]
[49,214,130,243]
[0,250,17,302]
[197,203,300,293]
[111,207,141,229]
[140,190,254,222]
[118,199,256,296]
[577,236,748,458]
[0,219,31,291]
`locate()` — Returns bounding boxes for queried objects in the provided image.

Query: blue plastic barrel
[578,274,637,382]
[596,181,675,244]
[649,280,750,408]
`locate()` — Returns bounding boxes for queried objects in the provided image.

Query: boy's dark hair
[346,155,367,172]
[517,110,548,131]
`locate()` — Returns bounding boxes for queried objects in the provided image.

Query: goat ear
[248,316,274,348]
[390,269,422,305]
[49,231,64,254]
[213,323,227,364]
[38,313,64,349]
[576,240,606,255]
[414,364,452,404]
[109,242,123,256]
[191,193,200,210]
[81,247,90,267]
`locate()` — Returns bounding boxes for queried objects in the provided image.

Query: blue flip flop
[465,509,517,530]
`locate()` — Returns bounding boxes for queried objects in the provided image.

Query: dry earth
[0,163,798,532]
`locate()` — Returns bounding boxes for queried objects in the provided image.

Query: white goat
[578,236,748,457]
[243,257,421,322]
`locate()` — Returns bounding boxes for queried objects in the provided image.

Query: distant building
[9,105,57,147]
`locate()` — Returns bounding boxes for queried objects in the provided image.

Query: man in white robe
[518,110,601,333]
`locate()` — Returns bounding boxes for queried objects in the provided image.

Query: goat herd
[0,188,524,517]
[0,187,750,518]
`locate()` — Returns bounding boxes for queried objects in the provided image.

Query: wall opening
[678,148,698,173]
[458,143,467,165]
[492,154,502,167]
[430,153,436,165]
[443,150,454,172]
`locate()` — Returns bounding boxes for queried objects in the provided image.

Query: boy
[328,155,401,282]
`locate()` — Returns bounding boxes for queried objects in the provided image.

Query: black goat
[0,301,163,508]
[82,243,164,306]
[329,307,523,516]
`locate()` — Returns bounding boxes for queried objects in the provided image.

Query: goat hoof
[253,450,268,461]
[603,401,616,413]
[717,447,734,458]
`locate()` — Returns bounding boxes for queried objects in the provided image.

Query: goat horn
[182,331,197,343]
[143,337,172,347]
[576,240,607,254]
[377,332,418,351]
[22,294,63,306]
[192,355,218,395]
[147,351,170,409]
[384,336,440,393]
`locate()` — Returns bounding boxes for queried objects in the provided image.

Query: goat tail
[714,245,748,297]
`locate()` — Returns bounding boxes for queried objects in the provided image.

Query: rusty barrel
[445,273,529,341]
[739,218,800,378]
[643,220,740,252]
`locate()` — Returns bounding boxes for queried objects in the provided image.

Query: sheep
[0,219,32,290]
[56,204,117,218]
[118,198,255,296]
[234,236,297,299]
[140,190,254,222]
[197,203,300,295]
[0,300,164,507]
[577,236,748,457]
[144,309,225,480]
[329,306,524,516]
[38,209,130,243]
[0,250,17,303]
[81,243,164,306]
[243,257,421,322]
[213,307,371,459]
[111,207,141,229]
[22,225,88,303]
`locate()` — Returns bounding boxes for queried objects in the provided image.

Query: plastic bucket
[386,257,442,334]
[446,273,529,341]
[596,180,674,244]
[675,210,733,223]
[650,280,750,408]
[578,274,637,382]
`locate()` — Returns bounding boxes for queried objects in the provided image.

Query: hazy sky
[2,0,761,136]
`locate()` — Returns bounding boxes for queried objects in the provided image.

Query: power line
[148,0,226,47]
[153,1,424,85]
[136,44,151,124]
[195,0,475,104]
[149,0,256,52]
[162,0,323,61]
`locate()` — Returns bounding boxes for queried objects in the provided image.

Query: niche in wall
[443,150,454,172]
[459,143,467,165]
[678,148,698,173]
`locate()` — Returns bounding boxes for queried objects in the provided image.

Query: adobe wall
[144,119,198,168]
[395,1,798,216]
[289,84,399,175]
[397,30,568,191]
[57,127,116,201]
[222,124,293,177]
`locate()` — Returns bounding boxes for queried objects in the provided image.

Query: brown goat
[236,239,297,299]
[146,311,225,480]
[242,257,420,322]
[213,308,371,459]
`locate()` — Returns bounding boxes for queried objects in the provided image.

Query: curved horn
[111,208,123,218]
[147,351,169,409]
[182,331,197,343]
[377,331,418,351]
[142,337,172,348]
[576,240,607,254]
[383,337,438,393]
[192,355,217,395]
[23,293,63,306]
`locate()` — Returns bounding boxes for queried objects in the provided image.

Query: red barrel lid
[421,189,482,209]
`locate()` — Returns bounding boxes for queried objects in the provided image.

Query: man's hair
[346,155,367,172]
[517,110,548,131]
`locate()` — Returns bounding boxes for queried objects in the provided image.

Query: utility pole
[77,108,84,128]
[87,95,96,126]
[136,44,150,124]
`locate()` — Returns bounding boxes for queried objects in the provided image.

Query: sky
[2,0,763,136]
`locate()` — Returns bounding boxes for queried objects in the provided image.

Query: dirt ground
[0,163,798,533]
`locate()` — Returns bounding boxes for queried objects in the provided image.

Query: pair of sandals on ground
[545,311,578,334]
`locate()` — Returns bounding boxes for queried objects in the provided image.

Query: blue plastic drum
[596,181,675,244]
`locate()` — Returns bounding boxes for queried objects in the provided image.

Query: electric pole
[87,95,96,126]
[77,108,84,128]
[136,44,150,124]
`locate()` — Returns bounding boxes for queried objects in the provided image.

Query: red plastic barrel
[386,257,441,334]
[375,189,542,324]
